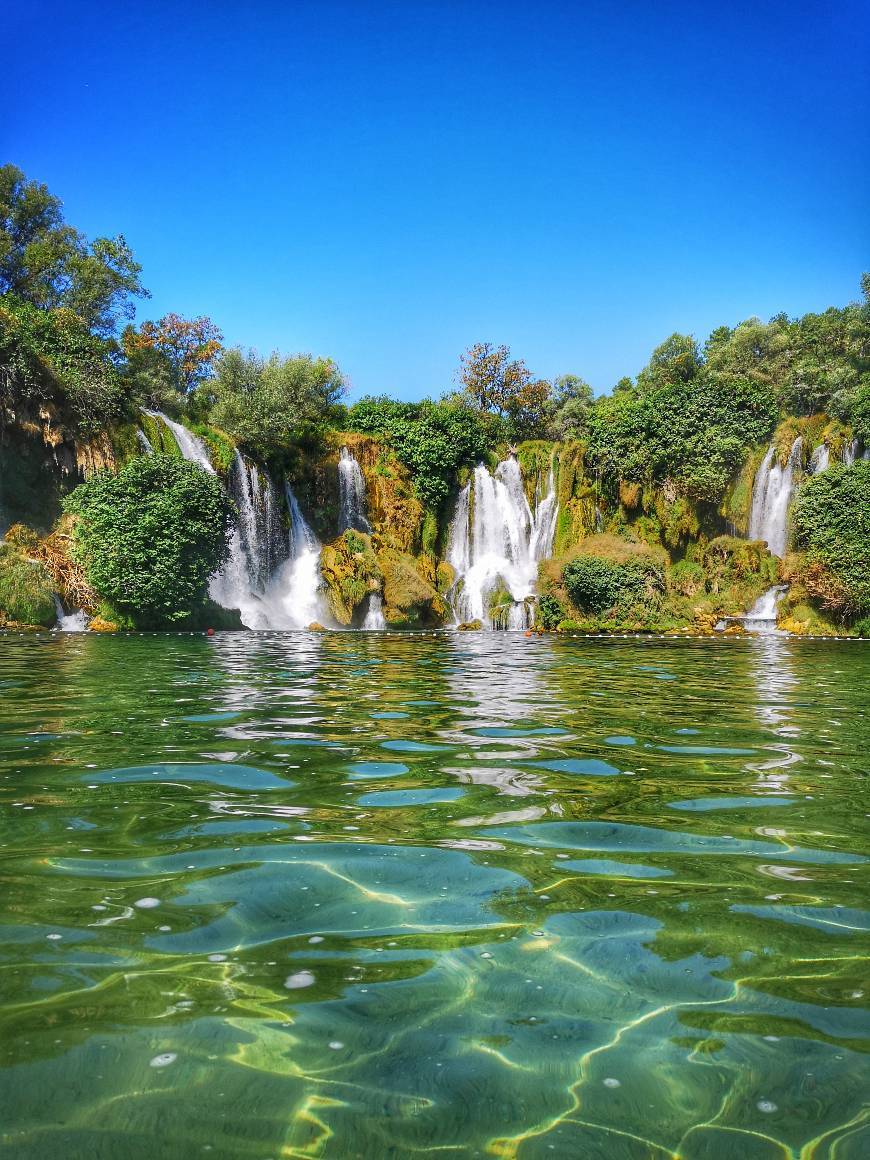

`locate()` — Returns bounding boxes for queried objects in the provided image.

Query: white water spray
[52,596,88,632]
[447,456,558,628]
[337,446,371,533]
[747,437,803,557]
[362,592,386,629]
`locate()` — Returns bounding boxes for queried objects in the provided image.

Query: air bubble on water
[284,970,315,989]
[92,904,107,911]
[328,1041,344,1050]
[158,925,171,932]
[757,1100,778,1113]
[135,897,160,909]
[309,936,324,943]
[480,952,493,959]
[46,933,62,940]
[763,1035,780,1042]
[149,1052,177,1068]
[208,954,227,962]
[603,1077,621,1088]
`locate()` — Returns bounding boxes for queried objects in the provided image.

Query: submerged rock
[457,619,483,631]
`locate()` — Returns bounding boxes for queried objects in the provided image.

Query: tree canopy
[0,163,147,335]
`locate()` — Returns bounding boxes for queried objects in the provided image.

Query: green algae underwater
[0,630,867,1159]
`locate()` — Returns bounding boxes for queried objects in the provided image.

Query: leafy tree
[0,297,126,432]
[548,374,594,440]
[636,333,702,392]
[587,368,777,500]
[348,395,490,509]
[0,164,146,335]
[206,348,345,458]
[124,313,223,395]
[459,342,552,438]
[791,461,870,617]
[64,455,234,627]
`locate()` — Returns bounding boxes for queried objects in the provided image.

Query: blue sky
[6,1,869,400]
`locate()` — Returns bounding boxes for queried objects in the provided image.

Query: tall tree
[124,313,223,394]
[0,164,146,335]
[459,342,551,437]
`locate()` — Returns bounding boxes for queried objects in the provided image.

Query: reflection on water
[0,631,868,1159]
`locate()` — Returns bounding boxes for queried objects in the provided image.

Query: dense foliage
[585,340,779,500]
[204,348,345,460]
[0,164,146,336]
[64,455,234,627]
[347,396,490,508]
[0,298,126,432]
[791,461,870,617]
[0,543,55,625]
[563,554,664,615]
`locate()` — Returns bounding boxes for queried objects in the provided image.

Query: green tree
[0,164,147,335]
[636,333,702,392]
[549,374,594,440]
[458,342,551,439]
[0,297,126,432]
[348,395,489,509]
[124,313,223,395]
[64,455,234,627]
[207,348,345,458]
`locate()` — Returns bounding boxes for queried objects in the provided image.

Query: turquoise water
[0,631,868,1158]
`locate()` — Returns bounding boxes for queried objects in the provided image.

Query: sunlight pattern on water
[0,631,867,1158]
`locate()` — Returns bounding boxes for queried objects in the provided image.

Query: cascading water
[362,593,386,629]
[338,447,372,533]
[137,428,154,454]
[151,412,323,629]
[52,595,88,632]
[808,443,830,475]
[743,584,788,634]
[747,437,803,558]
[255,486,326,628]
[447,456,558,628]
[230,452,286,593]
[153,414,270,626]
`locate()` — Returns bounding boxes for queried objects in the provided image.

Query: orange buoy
[206,628,215,636]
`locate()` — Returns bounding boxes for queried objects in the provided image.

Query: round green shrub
[64,454,235,627]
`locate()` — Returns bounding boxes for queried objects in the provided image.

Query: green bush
[0,546,56,625]
[791,461,870,617]
[537,592,564,628]
[64,455,235,627]
[669,559,706,596]
[347,396,490,509]
[563,554,665,616]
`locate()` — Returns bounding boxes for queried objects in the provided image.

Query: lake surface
[0,631,867,1159]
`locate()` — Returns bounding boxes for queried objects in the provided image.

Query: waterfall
[52,595,88,632]
[747,437,803,558]
[447,455,558,628]
[137,428,154,454]
[808,443,830,475]
[338,447,371,534]
[743,585,788,634]
[362,592,386,629]
[843,439,862,466]
[255,485,326,628]
[149,413,284,628]
[230,452,286,593]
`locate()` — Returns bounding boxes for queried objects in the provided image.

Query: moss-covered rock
[320,529,382,625]
[379,547,448,626]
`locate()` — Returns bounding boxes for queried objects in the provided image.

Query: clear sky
[5,1,869,400]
